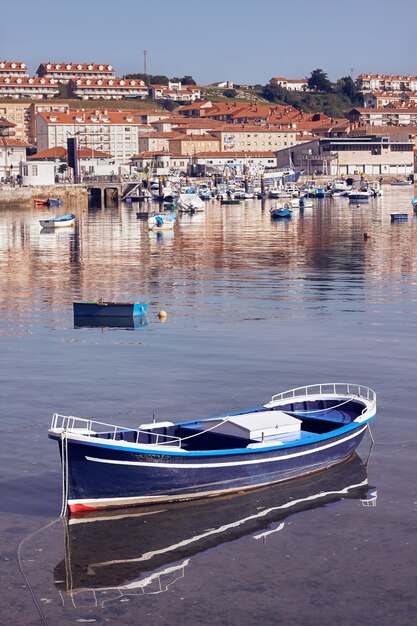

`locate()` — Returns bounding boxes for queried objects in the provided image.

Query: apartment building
[68,77,149,100]
[0,102,69,146]
[138,132,185,153]
[0,61,29,77]
[0,76,60,99]
[357,74,417,93]
[347,107,417,126]
[36,62,115,83]
[364,91,417,108]
[36,109,147,164]
[276,135,414,176]
[208,124,297,152]
[168,134,220,155]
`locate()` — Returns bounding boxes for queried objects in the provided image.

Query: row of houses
[2,108,416,182]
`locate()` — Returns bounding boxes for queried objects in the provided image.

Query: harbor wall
[0,184,88,207]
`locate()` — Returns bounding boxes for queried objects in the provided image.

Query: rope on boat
[16,430,70,626]
[170,416,231,443]
[287,395,359,415]
[60,430,69,518]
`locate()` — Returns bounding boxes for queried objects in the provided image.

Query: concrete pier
[0,184,88,207]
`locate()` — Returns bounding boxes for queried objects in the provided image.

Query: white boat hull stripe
[85,425,367,469]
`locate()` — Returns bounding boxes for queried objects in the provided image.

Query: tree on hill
[335,76,363,105]
[261,82,286,103]
[223,88,238,98]
[124,73,169,85]
[171,75,197,85]
[307,69,333,93]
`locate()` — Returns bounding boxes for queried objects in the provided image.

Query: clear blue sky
[1,0,416,85]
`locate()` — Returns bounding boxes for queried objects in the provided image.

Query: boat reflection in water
[73,315,148,330]
[54,453,376,605]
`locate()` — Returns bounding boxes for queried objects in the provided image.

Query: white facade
[20,161,55,185]
[0,144,27,178]
[36,112,143,165]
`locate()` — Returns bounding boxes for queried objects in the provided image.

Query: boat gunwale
[49,419,372,458]
[48,382,376,457]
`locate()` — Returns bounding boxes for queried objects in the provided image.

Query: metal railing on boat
[50,413,182,447]
[268,383,376,413]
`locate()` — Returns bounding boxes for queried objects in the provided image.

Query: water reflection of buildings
[54,454,376,607]
[1,192,416,321]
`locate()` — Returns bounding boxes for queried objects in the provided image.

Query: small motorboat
[39,213,76,228]
[220,197,241,205]
[390,179,412,186]
[390,213,408,222]
[48,382,376,514]
[148,213,176,231]
[73,301,148,318]
[270,203,293,218]
[35,198,63,207]
[177,193,205,213]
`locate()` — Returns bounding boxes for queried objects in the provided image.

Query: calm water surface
[0,189,416,625]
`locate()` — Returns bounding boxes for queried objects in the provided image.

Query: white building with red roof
[357,74,417,93]
[68,77,149,100]
[35,109,149,164]
[270,76,308,91]
[149,81,202,102]
[36,62,115,83]
[0,76,60,99]
[0,61,29,77]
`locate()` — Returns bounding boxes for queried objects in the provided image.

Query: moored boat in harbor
[39,213,76,228]
[73,301,148,317]
[49,382,376,514]
[53,452,372,603]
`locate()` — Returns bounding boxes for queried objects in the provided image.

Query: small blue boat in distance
[73,301,148,318]
[270,202,293,219]
[390,213,408,222]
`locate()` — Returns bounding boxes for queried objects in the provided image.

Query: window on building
[32,165,38,175]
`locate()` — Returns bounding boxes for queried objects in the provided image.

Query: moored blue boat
[54,453,371,601]
[270,203,292,218]
[73,301,148,317]
[390,213,408,222]
[49,382,376,514]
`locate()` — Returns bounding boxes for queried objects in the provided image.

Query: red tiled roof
[0,116,16,128]
[0,61,28,72]
[0,136,29,147]
[70,77,147,88]
[37,109,147,125]
[0,76,59,86]
[28,146,112,160]
[37,62,114,74]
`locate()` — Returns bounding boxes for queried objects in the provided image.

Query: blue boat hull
[73,302,147,317]
[57,423,368,512]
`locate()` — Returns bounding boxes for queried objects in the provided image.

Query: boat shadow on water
[54,453,375,605]
[73,314,148,330]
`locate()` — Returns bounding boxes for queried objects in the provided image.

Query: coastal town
[1,59,417,198]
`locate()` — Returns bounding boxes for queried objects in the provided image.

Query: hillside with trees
[261,69,364,118]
